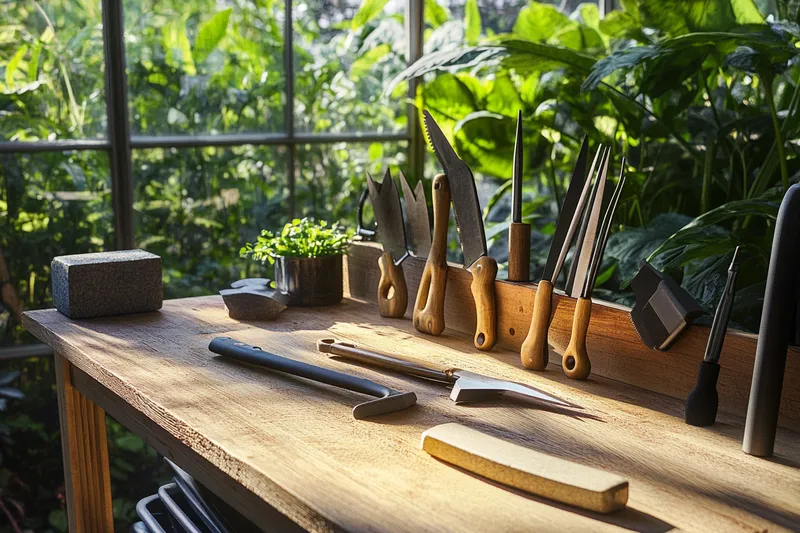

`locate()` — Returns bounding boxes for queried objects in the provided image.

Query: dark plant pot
[274,255,343,306]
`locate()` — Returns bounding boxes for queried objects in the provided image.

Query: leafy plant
[389,0,797,330]
[241,218,353,264]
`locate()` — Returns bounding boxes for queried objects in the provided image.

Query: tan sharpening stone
[420,423,629,514]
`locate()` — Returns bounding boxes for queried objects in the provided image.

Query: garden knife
[317,339,571,407]
[367,170,409,318]
[424,110,497,351]
[401,172,450,337]
[399,172,432,258]
[520,137,595,370]
[563,159,626,380]
[508,110,531,282]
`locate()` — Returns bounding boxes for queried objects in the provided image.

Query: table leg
[54,352,114,533]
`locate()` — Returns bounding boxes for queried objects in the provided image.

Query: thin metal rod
[407,0,424,182]
[511,110,523,223]
[0,343,53,360]
[284,0,296,217]
[102,0,134,249]
[0,140,111,153]
[131,132,410,149]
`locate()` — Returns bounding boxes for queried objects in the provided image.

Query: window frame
[0,0,424,249]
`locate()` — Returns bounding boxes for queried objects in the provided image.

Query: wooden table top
[23,296,800,533]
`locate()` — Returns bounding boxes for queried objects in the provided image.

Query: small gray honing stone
[52,250,162,319]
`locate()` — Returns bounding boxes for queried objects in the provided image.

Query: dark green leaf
[639,0,764,36]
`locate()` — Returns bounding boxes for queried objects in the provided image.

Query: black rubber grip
[685,361,720,427]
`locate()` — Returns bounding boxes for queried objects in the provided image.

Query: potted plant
[241,218,353,306]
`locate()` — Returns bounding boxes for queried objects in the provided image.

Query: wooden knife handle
[507,222,531,282]
[377,252,408,318]
[521,280,553,370]
[563,296,592,380]
[421,423,628,514]
[470,255,497,351]
[316,339,457,382]
[414,174,450,336]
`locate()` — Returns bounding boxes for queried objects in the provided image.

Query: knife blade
[521,139,598,370]
[423,110,498,351]
[541,136,590,283]
[366,170,409,318]
[317,339,572,407]
[512,110,524,225]
[399,171,432,258]
[563,158,626,380]
[570,147,610,298]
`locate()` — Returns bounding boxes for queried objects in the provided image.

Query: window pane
[0,151,113,344]
[1,1,106,141]
[294,0,407,134]
[295,141,407,226]
[124,0,285,135]
[133,145,287,297]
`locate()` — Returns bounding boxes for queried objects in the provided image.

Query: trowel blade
[450,371,571,407]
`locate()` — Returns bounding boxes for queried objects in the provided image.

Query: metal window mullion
[101,0,134,250]
[0,140,111,153]
[284,0,296,218]
[407,0,424,182]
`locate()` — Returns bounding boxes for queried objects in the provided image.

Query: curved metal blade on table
[451,371,572,407]
[399,171,432,258]
[366,170,408,265]
[549,142,604,284]
[571,148,610,298]
[423,110,487,268]
[541,137,590,282]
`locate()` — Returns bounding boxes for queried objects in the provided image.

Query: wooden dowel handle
[521,280,553,370]
[562,297,592,380]
[470,255,497,351]
[508,222,531,282]
[316,339,457,382]
[414,174,450,336]
[377,252,408,318]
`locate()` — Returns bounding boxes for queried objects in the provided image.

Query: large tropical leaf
[454,111,516,177]
[351,0,389,30]
[464,0,482,45]
[639,0,764,36]
[648,197,779,261]
[193,9,232,64]
[582,28,793,91]
[513,3,573,42]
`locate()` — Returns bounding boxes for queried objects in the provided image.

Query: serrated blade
[399,171,432,258]
[366,170,408,264]
[571,148,610,298]
[541,137,591,282]
[423,110,487,268]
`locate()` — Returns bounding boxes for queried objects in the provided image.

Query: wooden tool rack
[22,242,800,532]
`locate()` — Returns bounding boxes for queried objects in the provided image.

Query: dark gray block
[52,249,163,319]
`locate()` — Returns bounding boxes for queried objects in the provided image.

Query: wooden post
[54,353,114,533]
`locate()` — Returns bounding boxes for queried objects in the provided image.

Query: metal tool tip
[730,246,740,271]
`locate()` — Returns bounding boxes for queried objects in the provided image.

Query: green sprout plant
[240,218,354,265]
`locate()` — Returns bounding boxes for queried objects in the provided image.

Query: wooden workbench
[23,293,800,532]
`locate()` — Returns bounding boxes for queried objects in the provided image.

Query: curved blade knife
[366,170,409,318]
[423,110,497,351]
[317,339,572,407]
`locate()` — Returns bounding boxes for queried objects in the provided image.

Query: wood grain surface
[421,423,629,514]
[54,352,114,532]
[24,295,800,533]
[345,241,800,431]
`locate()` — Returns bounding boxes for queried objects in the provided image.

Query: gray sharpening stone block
[52,249,163,319]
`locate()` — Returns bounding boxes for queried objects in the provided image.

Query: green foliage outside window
[241,217,353,264]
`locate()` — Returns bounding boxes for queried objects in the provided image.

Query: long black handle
[209,337,394,399]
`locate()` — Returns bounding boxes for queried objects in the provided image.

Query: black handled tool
[209,337,416,419]
[685,247,740,426]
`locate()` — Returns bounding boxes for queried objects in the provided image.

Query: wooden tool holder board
[345,242,800,431]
